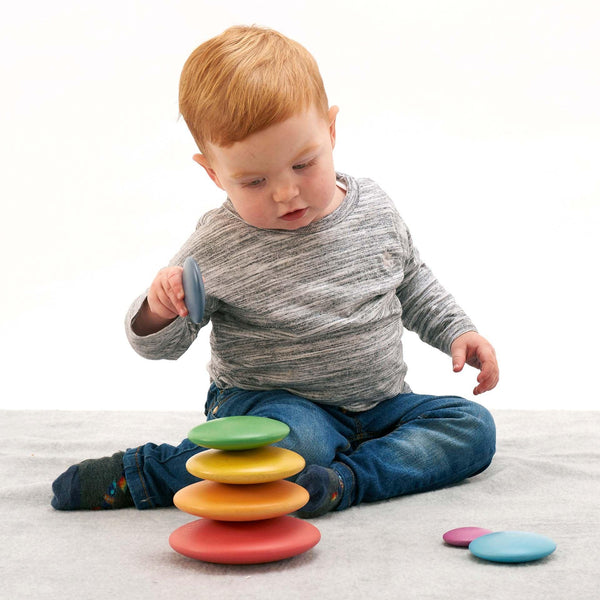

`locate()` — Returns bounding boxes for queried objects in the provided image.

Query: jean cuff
[123,447,156,510]
[332,461,355,511]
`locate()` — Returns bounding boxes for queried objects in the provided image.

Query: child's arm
[396,226,499,395]
[125,215,215,359]
[450,331,499,395]
[131,266,188,336]
[125,264,203,361]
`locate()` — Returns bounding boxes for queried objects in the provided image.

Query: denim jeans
[123,384,496,510]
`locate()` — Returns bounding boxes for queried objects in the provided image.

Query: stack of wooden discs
[169,416,321,564]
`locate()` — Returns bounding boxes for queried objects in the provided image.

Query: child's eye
[243,178,265,188]
[293,159,316,171]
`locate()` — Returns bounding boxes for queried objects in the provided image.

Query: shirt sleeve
[123,217,215,361]
[396,226,476,355]
[124,292,202,360]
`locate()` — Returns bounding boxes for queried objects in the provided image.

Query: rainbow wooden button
[182,256,205,324]
[469,531,557,563]
[186,446,305,484]
[173,480,309,521]
[188,416,290,450]
[169,516,321,564]
[443,527,493,547]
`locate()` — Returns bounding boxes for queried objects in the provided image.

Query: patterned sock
[51,451,134,510]
[295,465,344,518]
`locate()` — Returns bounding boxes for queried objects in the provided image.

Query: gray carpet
[1,410,598,599]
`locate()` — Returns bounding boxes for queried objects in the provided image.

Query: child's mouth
[280,208,308,221]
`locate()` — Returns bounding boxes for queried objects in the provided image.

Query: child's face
[194,106,344,230]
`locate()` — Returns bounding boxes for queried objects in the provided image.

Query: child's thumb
[452,346,466,372]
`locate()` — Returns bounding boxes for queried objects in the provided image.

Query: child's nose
[272,180,299,203]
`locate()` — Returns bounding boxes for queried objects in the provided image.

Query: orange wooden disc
[173,480,309,521]
[186,446,305,484]
[169,516,321,564]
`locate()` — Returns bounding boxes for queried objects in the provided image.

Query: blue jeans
[123,384,496,510]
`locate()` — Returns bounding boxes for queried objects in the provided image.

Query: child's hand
[147,266,189,320]
[131,266,189,337]
[450,331,499,395]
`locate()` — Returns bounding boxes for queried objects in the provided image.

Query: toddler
[52,25,499,517]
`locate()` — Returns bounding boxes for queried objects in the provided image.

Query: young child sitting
[51,25,499,517]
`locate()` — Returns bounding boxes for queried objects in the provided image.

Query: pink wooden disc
[443,527,493,547]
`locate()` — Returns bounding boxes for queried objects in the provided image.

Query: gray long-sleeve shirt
[125,173,475,411]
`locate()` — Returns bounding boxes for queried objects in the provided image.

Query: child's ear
[327,106,339,149]
[193,154,224,190]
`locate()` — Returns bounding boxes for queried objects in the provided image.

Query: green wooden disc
[188,416,290,450]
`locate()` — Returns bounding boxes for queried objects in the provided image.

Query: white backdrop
[1,0,598,410]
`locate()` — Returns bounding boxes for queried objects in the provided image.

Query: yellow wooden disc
[186,446,305,484]
[173,480,309,521]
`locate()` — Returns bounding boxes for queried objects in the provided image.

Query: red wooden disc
[169,516,321,564]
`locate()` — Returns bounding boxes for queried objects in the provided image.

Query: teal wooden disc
[188,416,290,450]
[469,531,557,563]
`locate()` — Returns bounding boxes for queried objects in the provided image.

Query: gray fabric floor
[1,410,598,599]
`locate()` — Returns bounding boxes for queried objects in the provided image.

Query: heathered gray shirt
[125,173,475,411]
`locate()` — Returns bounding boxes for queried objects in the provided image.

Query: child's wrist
[132,299,177,336]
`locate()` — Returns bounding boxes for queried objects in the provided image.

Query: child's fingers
[153,285,178,317]
[165,268,187,317]
[167,268,185,299]
[452,333,499,395]
[473,359,499,395]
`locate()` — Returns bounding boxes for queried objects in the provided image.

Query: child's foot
[295,465,344,518]
[51,451,134,510]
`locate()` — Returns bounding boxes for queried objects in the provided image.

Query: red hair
[179,26,329,153]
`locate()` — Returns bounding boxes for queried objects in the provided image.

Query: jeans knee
[205,387,346,468]
[468,402,496,466]
[480,405,496,451]
[275,426,334,466]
